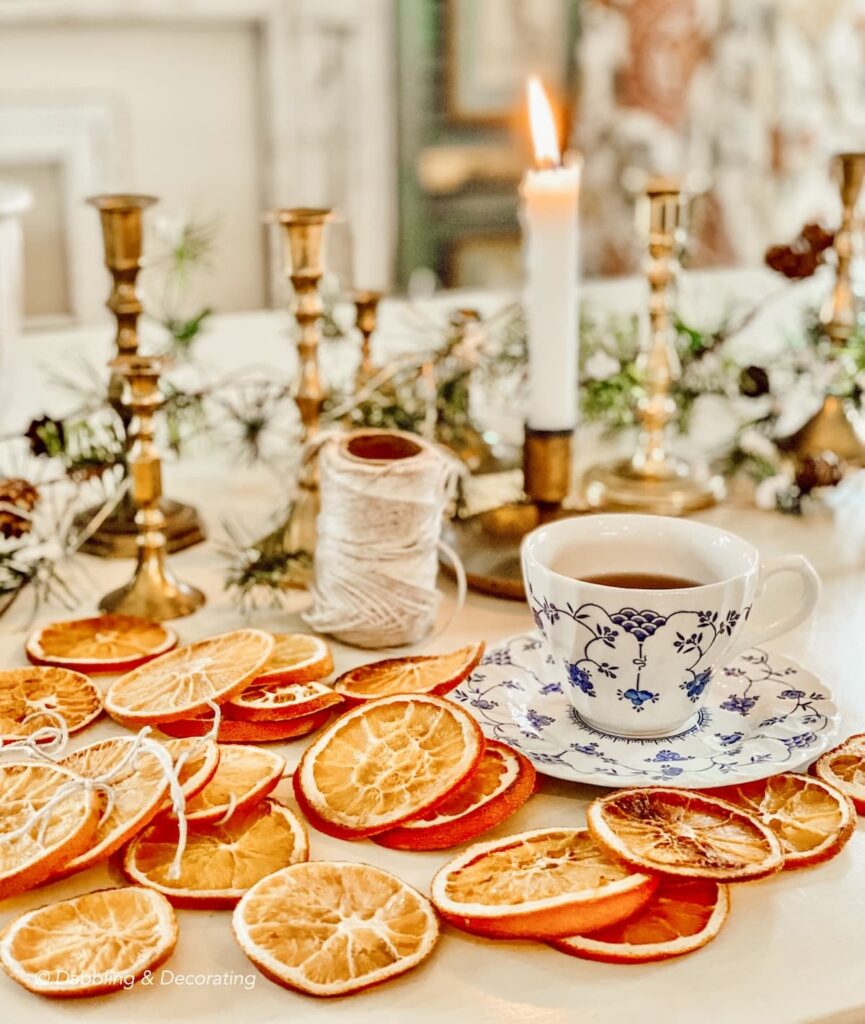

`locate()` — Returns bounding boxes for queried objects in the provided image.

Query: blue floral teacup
[521,514,820,738]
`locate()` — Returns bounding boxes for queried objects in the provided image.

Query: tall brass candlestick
[353,289,383,387]
[99,354,205,620]
[583,178,723,514]
[821,152,865,344]
[271,208,334,579]
[780,153,865,467]
[76,194,205,558]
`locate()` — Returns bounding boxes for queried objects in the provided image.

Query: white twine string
[0,709,70,761]
[0,709,214,882]
[303,430,467,649]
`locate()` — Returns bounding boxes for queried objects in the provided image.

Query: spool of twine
[303,430,465,648]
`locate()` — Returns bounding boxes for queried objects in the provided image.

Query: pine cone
[25,414,65,457]
[0,478,40,538]
[795,452,844,492]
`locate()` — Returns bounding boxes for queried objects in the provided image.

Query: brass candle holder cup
[99,354,205,621]
[270,207,335,584]
[75,193,205,558]
[583,178,724,514]
[442,425,575,601]
[780,152,865,470]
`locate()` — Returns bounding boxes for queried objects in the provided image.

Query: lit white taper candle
[520,77,581,432]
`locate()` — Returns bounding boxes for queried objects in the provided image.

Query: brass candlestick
[271,208,334,581]
[75,194,206,558]
[441,424,575,600]
[583,178,724,514]
[781,153,865,469]
[353,289,383,387]
[99,354,205,620]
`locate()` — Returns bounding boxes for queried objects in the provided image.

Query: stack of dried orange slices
[293,687,536,848]
[430,776,855,965]
[100,629,339,743]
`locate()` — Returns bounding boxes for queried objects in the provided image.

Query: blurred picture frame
[443,0,577,126]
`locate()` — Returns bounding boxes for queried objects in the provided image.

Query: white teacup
[521,514,820,738]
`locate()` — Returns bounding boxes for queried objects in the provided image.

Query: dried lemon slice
[233,862,438,997]
[56,736,169,877]
[0,887,177,997]
[0,762,100,899]
[714,772,855,870]
[124,798,308,908]
[431,827,658,939]
[104,629,274,727]
[551,878,730,964]
[587,787,784,882]
[0,666,102,739]
[26,614,178,674]
[294,693,484,839]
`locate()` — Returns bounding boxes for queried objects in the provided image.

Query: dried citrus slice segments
[158,707,332,743]
[26,614,178,674]
[588,787,784,882]
[375,740,536,850]
[56,736,170,877]
[294,693,485,839]
[159,737,220,801]
[550,878,730,964]
[0,886,177,997]
[0,762,101,899]
[812,733,865,813]
[224,678,343,722]
[253,633,333,685]
[123,798,308,908]
[104,629,274,727]
[233,861,438,997]
[431,827,658,939]
[179,744,285,824]
[714,772,855,870]
[332,642,485,706]
[0,666,102,739]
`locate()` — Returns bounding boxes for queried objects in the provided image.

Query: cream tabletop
[0,277,862,1024]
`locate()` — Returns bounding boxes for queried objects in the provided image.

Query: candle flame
[527,76,560,169]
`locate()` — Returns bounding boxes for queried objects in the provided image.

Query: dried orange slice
[178,744,285,824]
[0,886,177,997]
[376,740,536,850]
[123,798,308,908]
[158,707,332,743]
[253,633,333,685]
[588,787,783,882]
[812,733,865,813]
[714,772,855,870]
[26,614,178,674]
[431,827,658,939]
[224,678,343,722]
[159,737,220,801]
[332,642,485,707]
[551,878,730,964]
[104,629,274,727]
[56,736,169,877]
[0,666,102,739]
[0,762,101,899]
[294,693,484,839]
[233,861,438,997]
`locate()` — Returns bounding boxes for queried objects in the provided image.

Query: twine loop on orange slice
[0,708,69,760]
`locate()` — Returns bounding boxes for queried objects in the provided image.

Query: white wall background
[0,0,397,325]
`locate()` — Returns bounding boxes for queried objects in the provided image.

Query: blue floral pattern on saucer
[452,632,840,789]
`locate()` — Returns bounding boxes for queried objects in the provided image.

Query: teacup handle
[728,554,820,659]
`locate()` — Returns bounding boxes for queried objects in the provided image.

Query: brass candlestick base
[582,457,724,515]
[583,178,723,515]
[80,193,205,558]
[99,355,205,620]
[442,426,578,601]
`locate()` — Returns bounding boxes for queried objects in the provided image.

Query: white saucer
[452,632,840,789]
